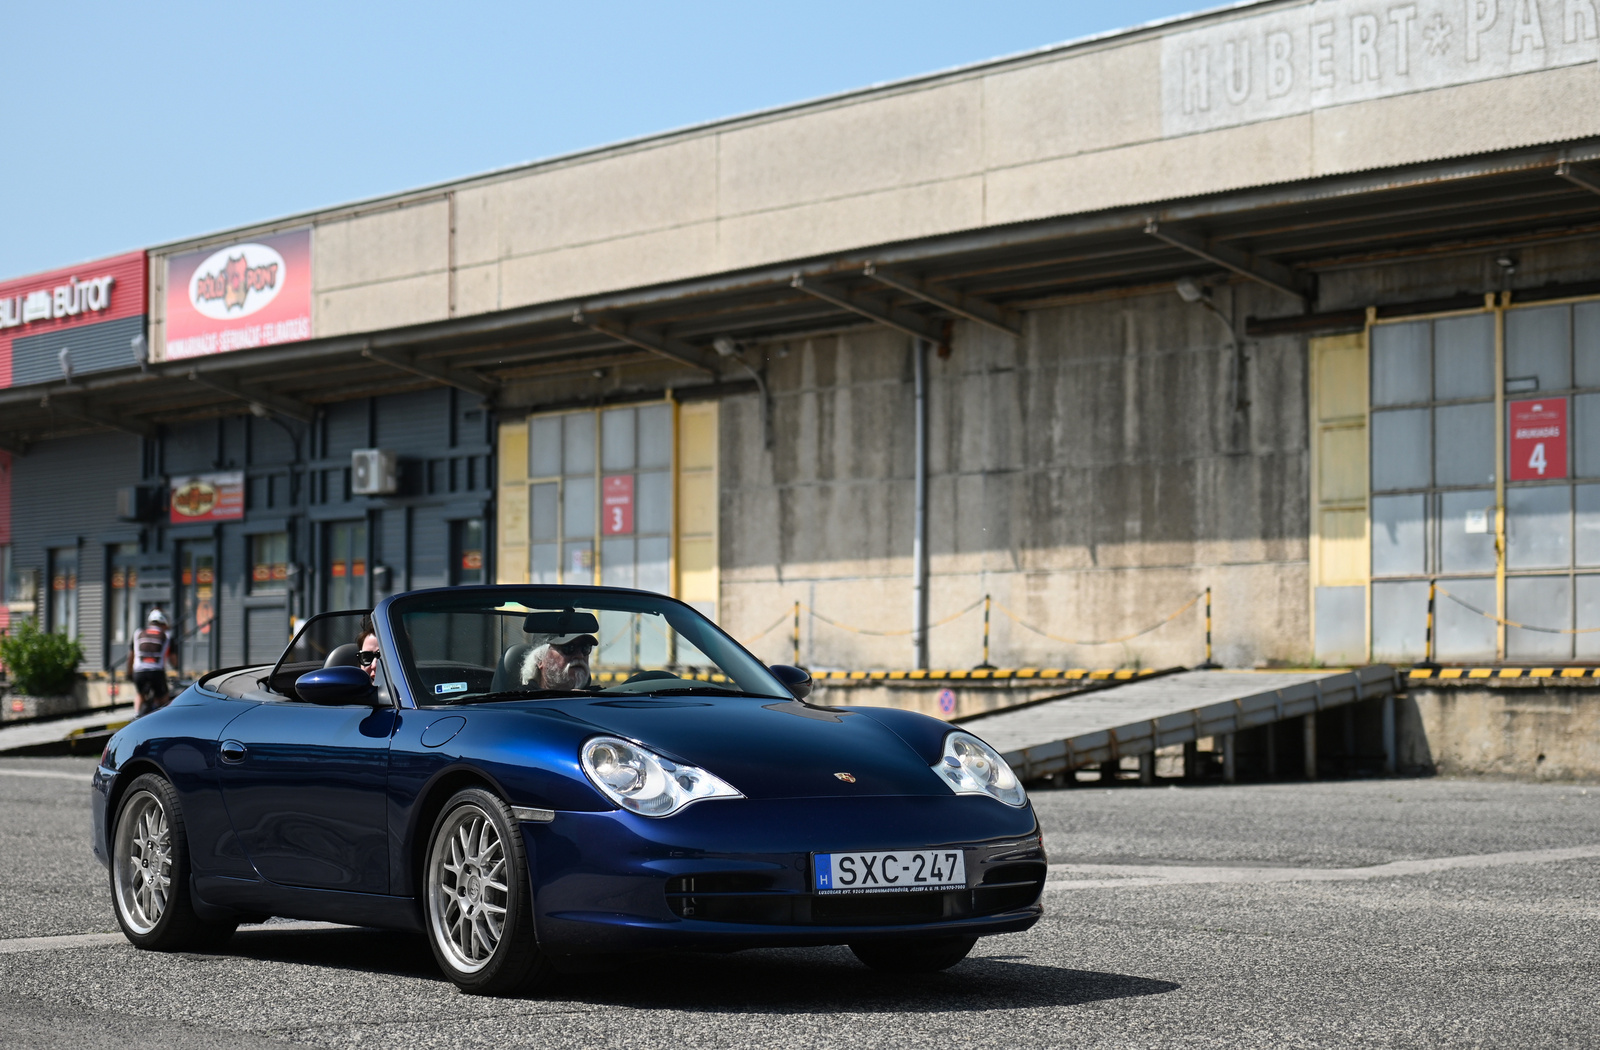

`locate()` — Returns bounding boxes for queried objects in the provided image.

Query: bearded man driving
[520,631,598,690]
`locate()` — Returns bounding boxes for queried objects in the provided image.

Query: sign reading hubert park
[1161,0,1600,136]
[163,228,312,361]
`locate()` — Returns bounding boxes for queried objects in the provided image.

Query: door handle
[219,740,247,764]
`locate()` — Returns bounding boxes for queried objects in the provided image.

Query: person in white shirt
[126,609,177,717]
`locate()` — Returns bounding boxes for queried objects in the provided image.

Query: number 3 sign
[601,474,635,535]
[1509,398,1567,481]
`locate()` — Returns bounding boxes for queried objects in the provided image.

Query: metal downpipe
[913,338,930,669]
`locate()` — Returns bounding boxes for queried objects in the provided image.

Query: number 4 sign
[1508,398,1567,481]
[601,474,634,535]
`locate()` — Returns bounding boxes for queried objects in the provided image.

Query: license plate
[812,849,967,894]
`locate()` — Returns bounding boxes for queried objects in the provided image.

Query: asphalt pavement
[1,759,1596,1049]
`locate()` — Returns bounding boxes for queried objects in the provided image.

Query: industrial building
[3,0,1600,678]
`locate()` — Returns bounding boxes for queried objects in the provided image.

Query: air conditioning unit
[352,448,399,495]
[115,484,165,522]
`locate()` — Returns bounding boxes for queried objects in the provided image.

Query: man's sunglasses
[358,650,379,666]
[554,639,595,657]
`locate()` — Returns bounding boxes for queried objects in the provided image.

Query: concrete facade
[5,0,1596,690]
[1409,681,1600,780]
[722,283,1311,671]
[144,0,1600,357]
[713,230,1600,671]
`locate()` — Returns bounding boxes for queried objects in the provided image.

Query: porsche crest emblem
[833,772,856,783]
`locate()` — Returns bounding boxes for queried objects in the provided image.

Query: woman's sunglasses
[358,650,379,666]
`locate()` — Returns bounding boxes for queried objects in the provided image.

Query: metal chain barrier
[993,591,1204,647]
[802,595,987,638]
[1436,585,1600,634]
[739,590,1210,661]
[737,610,794,647]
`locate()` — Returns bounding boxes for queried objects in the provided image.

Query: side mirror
[296,665,379,705]
[769,664,812,701]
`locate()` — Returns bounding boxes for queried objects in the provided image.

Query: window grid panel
[1505,304,1572,395]
[527,402,678,592]
[1437,490,1497,575]
[1506,575,1573,662]
[1371,321,1430,406]
[1371,408,1432,492]
[1433,314,1495,401]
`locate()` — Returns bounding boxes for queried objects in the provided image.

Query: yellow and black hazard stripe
[1407,667,1600,679]
[811,667,1161,682]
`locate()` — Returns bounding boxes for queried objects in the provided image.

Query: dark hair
[357,614,376,645]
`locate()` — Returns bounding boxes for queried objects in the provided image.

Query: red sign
[163,228,312,361]
[602,474,634,535]
[1509,398,1568,481]
[169,471,245,523]
[0,250,147,389]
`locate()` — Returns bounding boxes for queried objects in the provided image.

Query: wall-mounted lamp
[712,336,773,449]
[1175,276,1208,303]
[1174,278,1249,413]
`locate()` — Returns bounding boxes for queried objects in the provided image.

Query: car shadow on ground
[554,946,1179,1014]
[220,926,442,979]
[218,928,1179,1013]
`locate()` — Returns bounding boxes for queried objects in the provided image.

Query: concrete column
[1183,741,1199,781]
[1138,752,1155,786]
[1382,694,1397,775]
[1098,760,1119,783]
[1303,713,1318,780]
[911,339,929,670]
[1264,722,1278,780]
[1222,733,1236,784]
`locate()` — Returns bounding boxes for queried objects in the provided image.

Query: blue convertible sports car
[91,586,1046,994]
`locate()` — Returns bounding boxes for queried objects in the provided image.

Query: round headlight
[933,731,1027,807]
[580,736,742,817]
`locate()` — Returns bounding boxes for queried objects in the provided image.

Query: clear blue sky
[1,1,1210,280]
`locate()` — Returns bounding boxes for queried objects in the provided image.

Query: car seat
[324,643,363,669]
[490,643,532,693]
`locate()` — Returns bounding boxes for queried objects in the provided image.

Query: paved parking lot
[2,758,1596,1049]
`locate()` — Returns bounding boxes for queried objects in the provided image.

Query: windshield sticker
[434,682,469,695]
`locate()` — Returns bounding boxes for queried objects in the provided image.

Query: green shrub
[0,619,84,696]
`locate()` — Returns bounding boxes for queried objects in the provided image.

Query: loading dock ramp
[960,666,1400,781]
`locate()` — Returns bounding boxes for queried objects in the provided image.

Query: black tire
[110,773,238,951]
[423,787,552,995]
[849,935,978,973]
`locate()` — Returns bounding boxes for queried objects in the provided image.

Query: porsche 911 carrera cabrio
[91,586,1046,995]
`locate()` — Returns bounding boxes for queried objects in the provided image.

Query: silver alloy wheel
[427,804,510,974]
[113,789,173,935]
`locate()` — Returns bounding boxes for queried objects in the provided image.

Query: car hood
[523,694,951,801]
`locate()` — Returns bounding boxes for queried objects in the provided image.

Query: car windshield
[387,587,790,705]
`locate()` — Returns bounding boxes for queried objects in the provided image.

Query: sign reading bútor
[0,275,115,329]
[163,228,311,361]
[1161,0,1600,137]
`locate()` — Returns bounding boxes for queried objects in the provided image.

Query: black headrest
[324,643,363,669]
[490,643,533,694]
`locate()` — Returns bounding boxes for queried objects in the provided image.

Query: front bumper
[525,795,1046,953]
